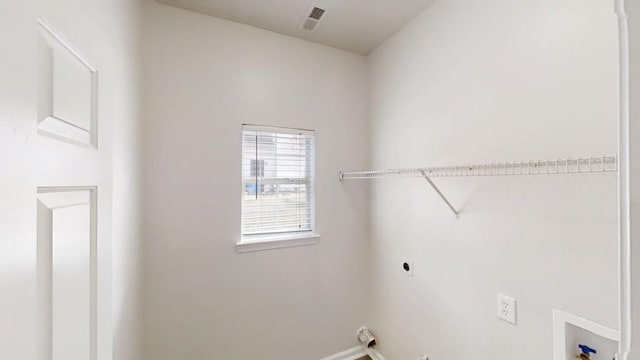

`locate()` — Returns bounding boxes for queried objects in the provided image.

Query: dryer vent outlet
[356,327,377,348]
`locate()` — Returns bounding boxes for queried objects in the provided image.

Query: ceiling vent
[302,6,326,31]
[309,7,325,20]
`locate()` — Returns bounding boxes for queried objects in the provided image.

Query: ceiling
[156,0,434,55]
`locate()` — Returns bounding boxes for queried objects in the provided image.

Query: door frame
[616,0,634,359]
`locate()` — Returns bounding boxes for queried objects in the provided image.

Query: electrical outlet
[402,259,413,276]
[497,293,517,325]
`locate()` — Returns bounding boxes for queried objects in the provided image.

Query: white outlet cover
[402,259,413,276]
[497,293,517,325]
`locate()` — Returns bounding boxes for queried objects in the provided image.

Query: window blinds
[241,126,315,236]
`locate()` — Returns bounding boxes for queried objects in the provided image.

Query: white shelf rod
[339,155,617,219]
[339,155,617,180]
[420,170,460,218]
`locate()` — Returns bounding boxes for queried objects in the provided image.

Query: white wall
[366,0,619,359]
[110,2,144,360]
[140,2,370,359]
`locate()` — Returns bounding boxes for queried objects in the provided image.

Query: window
[241,125,315,241]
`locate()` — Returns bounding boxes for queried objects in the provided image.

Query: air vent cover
[309,7,325,20]
[301,6,326,31]
[303,18,318,31]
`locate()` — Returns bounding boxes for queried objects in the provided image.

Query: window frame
[237,124,319,252]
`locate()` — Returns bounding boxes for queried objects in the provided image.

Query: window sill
[236,233,320,253]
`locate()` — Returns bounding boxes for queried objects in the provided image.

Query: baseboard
[366,347,386,360]
[320,346,368,360]
[320,345,387,360]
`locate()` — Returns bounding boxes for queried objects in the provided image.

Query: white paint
[108,2,144,359]
[615,0,632,358]
[497,293,517,325]
[0,1,630,360]
[141,1,370,359]
[319,345,368,360]
[552,309,618,360]
[0,1,143,360]
[36,18,98,148]
[236,233,320,253]
[155,0,433,54]
[616,1,640,359]
[366,347,387,360]
[36,18,98,147]
[366,0,619,359]
[37,188,97,360]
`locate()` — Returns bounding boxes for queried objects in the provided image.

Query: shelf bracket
[420,170,460,219]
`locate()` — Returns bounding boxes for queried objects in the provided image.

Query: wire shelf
[339,155,618,180]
